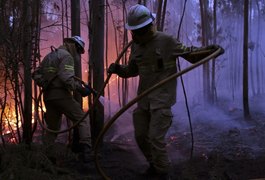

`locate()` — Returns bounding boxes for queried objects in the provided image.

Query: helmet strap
[150,12,155,21]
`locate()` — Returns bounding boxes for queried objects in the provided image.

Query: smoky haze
[37,1,265,158]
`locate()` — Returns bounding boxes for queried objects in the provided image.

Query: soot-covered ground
[1,97,265,180]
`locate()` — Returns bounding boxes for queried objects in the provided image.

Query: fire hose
[35,40,133,134]
[93,47,223,180]
[34,42,222,180]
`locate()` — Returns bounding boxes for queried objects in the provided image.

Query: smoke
[170,97,245,135]
[101,86,265,160]
[103,98,135,142]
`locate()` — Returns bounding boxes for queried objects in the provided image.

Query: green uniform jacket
[33,46,81,101]
[116,31,214,110]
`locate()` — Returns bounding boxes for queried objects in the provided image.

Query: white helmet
[125,4,156,30]
[71,36,85,54]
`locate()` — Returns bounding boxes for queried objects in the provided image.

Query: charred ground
[1,98,265,180]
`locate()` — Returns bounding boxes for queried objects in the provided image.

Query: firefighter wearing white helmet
[32,35,93,163]
[125,4,156,30]
[108,4,225,179]
[67,35,85,54]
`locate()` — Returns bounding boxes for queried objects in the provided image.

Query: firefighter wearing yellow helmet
[32,36,93,163]
[108,4,224,179]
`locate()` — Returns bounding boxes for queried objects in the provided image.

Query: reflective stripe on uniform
[179,44,191,51]
[163,61,176,68]
[64,65,74,71]
[45,67,57,73]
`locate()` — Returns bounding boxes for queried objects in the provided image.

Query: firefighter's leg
[133,107,152,163]
[58,98,92,162]
[149,108,172,174]
[43,100,62,145]
[59,99,91,147]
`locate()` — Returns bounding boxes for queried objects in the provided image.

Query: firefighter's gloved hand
[78,85,92,97]
[207,44,225,55]
[107,63,120,74]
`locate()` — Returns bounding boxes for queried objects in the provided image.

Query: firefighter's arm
[108,44,139,78]
[32,66,48,88]
[57,54,77,90]
[181,45,224,64]
[108,58,138,78]
[170,38,224,64]
[76,83,93,97]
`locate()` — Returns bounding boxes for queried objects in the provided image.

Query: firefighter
[108,4,224,179]
[32,36,92,162]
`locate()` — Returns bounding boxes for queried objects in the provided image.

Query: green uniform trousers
[44,98,91,147]
[133,107,172,173]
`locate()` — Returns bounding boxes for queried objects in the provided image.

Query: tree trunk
[70,0,82,152]
[121,2,129,106]
[199,0,211,103]
[160,0,167,32]
[211,0,217,103]
[31,0,41,139]
[156,0,163,31]
[71,0,82,102]
[0,75,9,146]
[243,0,250,118]
[249,1,255,96]
[89,0,105,145]
[22,0,33,144]
[255,0,261,94]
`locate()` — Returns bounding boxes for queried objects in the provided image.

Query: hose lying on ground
[93,48,223,180]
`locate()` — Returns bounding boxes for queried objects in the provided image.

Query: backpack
[32,46,58,89]
[32,66,47,88]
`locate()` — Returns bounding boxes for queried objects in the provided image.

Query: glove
[78,84,92,97]
[207,44,225,55]
[84,84,98,96]
[107,63,120,74]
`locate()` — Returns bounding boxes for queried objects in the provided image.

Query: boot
[143,163,157,177]
[79,143,94,163]
[156,173,171,180]
[143,163,171,180]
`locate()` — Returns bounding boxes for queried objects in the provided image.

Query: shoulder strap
[50,45,57,52]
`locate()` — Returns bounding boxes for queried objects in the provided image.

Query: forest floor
[1,97,265,180]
